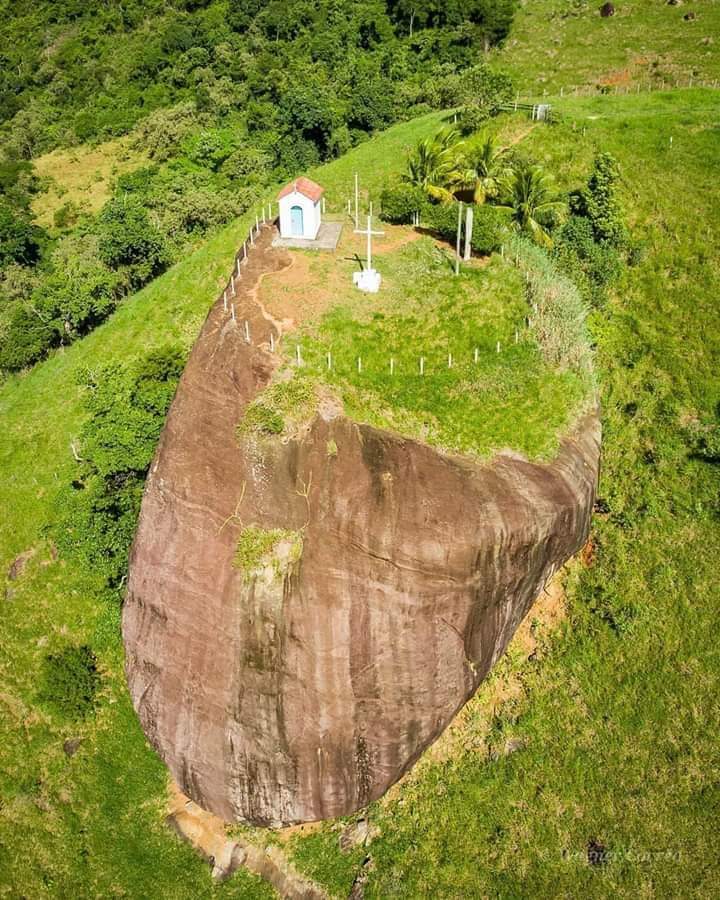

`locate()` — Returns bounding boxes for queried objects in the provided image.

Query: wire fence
[213,92,609,373]
[531,75,719,101]
[214,206,538,380]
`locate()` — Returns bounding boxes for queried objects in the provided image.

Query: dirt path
[168,782,328,898]
[257,221,423,330]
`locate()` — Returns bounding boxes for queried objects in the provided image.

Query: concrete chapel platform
[271,220,343,251]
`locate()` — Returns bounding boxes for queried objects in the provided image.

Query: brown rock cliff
[122,226,600,826]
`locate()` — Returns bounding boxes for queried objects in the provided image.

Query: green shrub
[37,645,100,720]
[0,200,46,266]
[380,184,425,224]
[470,204,508,255]
[568,152,628,250]
[132,103,199,162]
[52,346,185,597]
[0,302,57,371]
[554,153,629,306]
[96,196,169,289]
[239,403,284,435]
[458,105,492,134]
[233,525,303,577]
[421,201,459,241]
[53,200,80,230]
[554,215,623,307]
[456,65,515,135]
[421,200,507,254]
[238,376,316,437]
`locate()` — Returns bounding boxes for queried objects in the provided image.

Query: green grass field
[496,0,720,93]
[1,50,719,899]
[283,87,720,897]
[259,232,587,460]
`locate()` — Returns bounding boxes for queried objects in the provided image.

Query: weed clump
[237,376,316,438]
[240,403,284,435]
[233,525,303,579]
[37,645,100,720]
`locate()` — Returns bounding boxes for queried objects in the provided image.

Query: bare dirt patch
[257,224,422,330]
[257,250,343,329]
[31,136,148,228]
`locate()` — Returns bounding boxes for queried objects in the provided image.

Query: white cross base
[353,213,384,293]
[353,268,382,293]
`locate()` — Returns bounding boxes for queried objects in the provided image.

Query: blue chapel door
[290,205,304,236]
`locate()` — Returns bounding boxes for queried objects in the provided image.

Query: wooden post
[463,206,473,261]
[223,290,227,311]
[244,320,250,343]
[296,345,301,365]
[243,241,247,260]
[357,357,362,374]
[236,257,241,276]
[455,202,463,275]
[390,357,394,375]
[474,347,479,364]
[270,333,275,352]
[366,215,372,270]
[231,303,236,322]
[448,352,453,368]
[327,351,332,370]
[420,357,424,375]
[255,214,260,232]
[354,173,359,227]
[322,196,326,215]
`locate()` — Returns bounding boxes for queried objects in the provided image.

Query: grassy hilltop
[1,5,720,899]
[279,87,720,897]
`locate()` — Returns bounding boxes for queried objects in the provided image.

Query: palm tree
[455,132,509,204]
[402,128,463,203]
[496,162,565,247]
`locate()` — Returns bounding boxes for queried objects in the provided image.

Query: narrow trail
[167,782,328,898]
[247,248,298,340]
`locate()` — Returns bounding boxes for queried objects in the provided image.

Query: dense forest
[0,0,515,371]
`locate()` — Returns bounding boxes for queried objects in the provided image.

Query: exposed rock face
[123,227,601,826]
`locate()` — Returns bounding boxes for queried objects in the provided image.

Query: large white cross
[354,213,384,271]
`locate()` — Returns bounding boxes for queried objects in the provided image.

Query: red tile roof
[278,176,324,203]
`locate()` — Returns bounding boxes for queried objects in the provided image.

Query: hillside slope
[0,112,446,896]
[286,87,720,897]
[1,39,719,899]
[497,0,720,92]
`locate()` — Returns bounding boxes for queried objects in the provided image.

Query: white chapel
[277,176,324,241]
